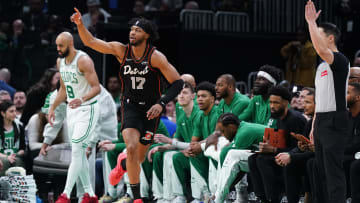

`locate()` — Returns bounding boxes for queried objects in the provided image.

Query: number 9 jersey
[59,50,98,105]
[119,44,164,111]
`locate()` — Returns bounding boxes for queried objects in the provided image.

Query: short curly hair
[128,17,160,44]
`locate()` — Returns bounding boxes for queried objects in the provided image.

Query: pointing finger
[74,7,80,14]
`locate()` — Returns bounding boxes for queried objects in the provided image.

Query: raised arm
[305,0,334,64]
[71,8,126,60]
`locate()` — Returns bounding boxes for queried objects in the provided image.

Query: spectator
[160,100,177,137]
[20,67,60,127]
[41,15,69,46]
[10,19,25,49]
[133,0,146,17]
[82,0,111,29]
[0,100,25,176]
[26,111,68,165]
[276,89,315,203]
[248,86,306,202]
[21,0,48,46]
[349,67,360,83]
[146,0,182,11]
[281,27,317,87]
[354,56,360,67]
[106,75,121,108]
[184,1,199,9]
[0,68,16,98]
[13,91,26,119]
[165,100,176,122]
[0,90,11,103]
[88,12,104,36]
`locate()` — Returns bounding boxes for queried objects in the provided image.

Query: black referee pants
[314,111,348,203]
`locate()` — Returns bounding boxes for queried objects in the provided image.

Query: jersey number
[131,77,146,90]
[66,85,75,99]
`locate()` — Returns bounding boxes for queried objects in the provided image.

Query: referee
[305,1,350,203]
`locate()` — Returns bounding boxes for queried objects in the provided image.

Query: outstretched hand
[70,7,83,25]
[305,0,321,23]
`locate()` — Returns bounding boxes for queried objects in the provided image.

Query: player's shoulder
[109,41,127,55]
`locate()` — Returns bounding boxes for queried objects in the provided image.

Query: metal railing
[180,0,343,33]
[236,81,248,94]
[180,9,215,31]
[215,11,250,32]
[252,0,343,33]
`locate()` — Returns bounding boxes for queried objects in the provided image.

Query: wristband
[157,100,166,111]
[80,98,84,103]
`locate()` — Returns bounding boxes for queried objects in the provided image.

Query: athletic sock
[130,183,141,199]
[63,143,85,197]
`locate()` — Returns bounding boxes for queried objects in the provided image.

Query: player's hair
[128,17,160,44]
[269,86,292,102]
[219,74,236,87]
[319,22,341,44]
[349,83,360,95]
[259,65,282,84]
[196,81,216,97]
[217,113,240,127]
[183,82,195,93]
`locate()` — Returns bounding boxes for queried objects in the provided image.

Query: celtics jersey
[59,50,97,105]
[0,129,19,155]
[119,44,164,110]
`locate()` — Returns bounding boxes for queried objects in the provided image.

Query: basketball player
[49,32,101,203]
[71,8,183,203]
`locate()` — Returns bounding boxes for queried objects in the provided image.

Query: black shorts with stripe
[121,99,160,145]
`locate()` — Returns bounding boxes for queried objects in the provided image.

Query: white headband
[257,71,277,85]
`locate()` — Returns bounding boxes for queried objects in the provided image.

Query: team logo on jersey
[124,65,149,75]
[321,70,328,77]
[143,131,154,141]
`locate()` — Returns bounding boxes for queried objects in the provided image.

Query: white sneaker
[172,196,187,203]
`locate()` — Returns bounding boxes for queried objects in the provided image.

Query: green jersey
[233,121,266,150]
[238,95,271,125]
[217,92,250,116]
[0,129,19,155]
[193,105,220,140]
[174,105,201,142]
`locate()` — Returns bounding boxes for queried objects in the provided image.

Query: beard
[271,107,285,118]
[217,91,228,100]
[347,99,355,108]
[58,47,70,58]
[130,37,145,46]
[253,83,271,95]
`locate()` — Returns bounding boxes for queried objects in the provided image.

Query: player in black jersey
[71,8,183,203]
